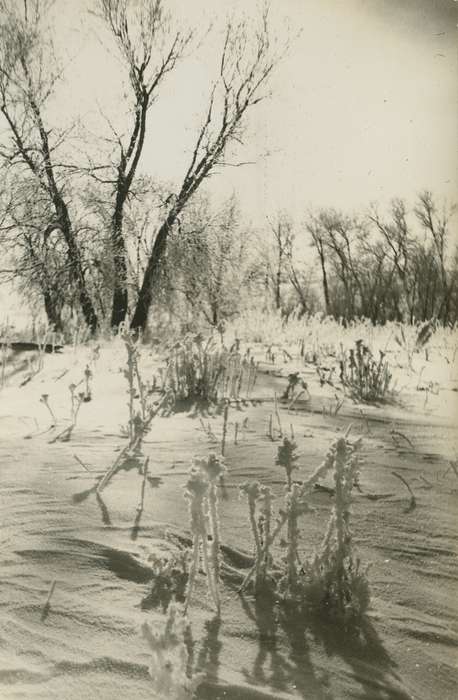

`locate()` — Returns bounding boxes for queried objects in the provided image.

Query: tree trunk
[275,264,281,310]
[20,70,99,335]
[130,212,176,332]
[54,203,98,335]
[110,196,129,329]
[211,303,219,327]
[43,289,63,332]
[319,250,330,315]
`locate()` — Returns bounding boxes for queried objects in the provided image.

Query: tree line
[152,191,458,329]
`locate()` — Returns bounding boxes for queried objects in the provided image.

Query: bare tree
[265,213,294,311]
[306,212,331,315]
[0,173,69,329]
[306,209,361,318]
[130,5,285,331]
[97,0,193,328]
[414,190,455,324]
[0,0,98,332]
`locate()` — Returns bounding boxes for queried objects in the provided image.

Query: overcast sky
[51,0,458,225]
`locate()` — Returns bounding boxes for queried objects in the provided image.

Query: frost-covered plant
[276,437,299,490]
[142,603,204,699]
[274,439,309,596]
[240,481,262,584]
[240,433,365,606]
[339,339,393,402]
[50,383,85,442]
[302,436,370,622]
[142,550,190,612]
[69,383,85,428]
[239,482,276,593]
[40,393,56,426]
[83,364,92,402]
[121,328,141,445]
[394,320,435,370]
[120,328,169,451]
[184,454,226,614]
[277,483,312,598]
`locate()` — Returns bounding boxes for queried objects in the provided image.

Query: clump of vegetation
[163,333,258,405]
[163,334,227,404]
[395,319,435,370]
[239,433,370,624]
[281,371,309,402]
[301,437,370,623]
[142,550,190,612]
[142,603,204,700]
[339,339,393,402]
[240,437,336,595]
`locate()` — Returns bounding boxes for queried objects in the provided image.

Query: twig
[392,471,416,511]
[359,408,370,434]
[288,389,305,411]
[267,413,273,440]
[418,474,433,489]
[73,454,92,472]
[137,457,150,514]
[41,580,57,621]
[221,401,229,456]
[391,429,414,449]
[97,444,132,493]
[274,392,283,437]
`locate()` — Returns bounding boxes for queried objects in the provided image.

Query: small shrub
[339,339,393,402]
